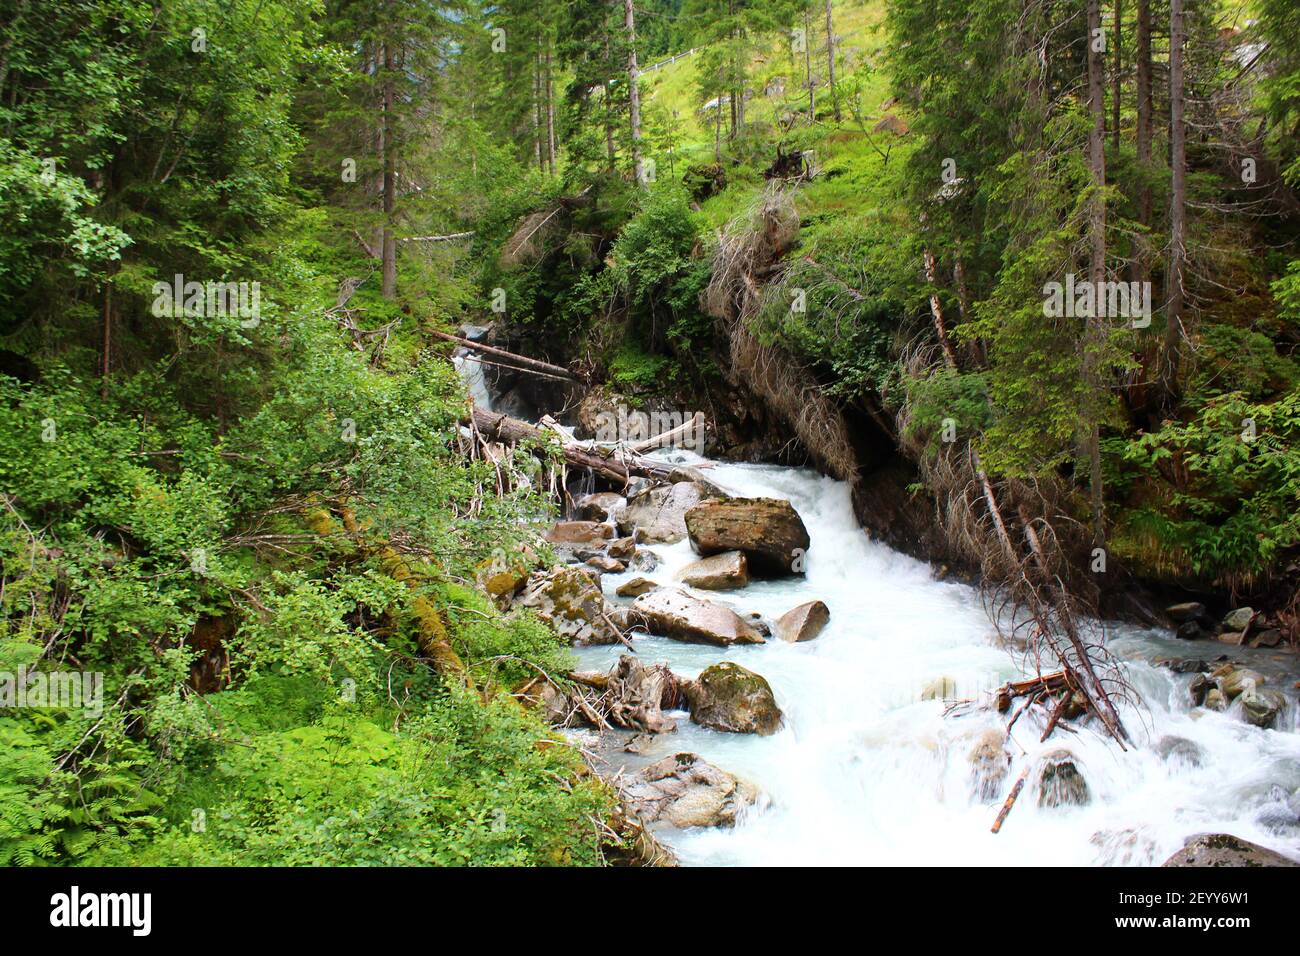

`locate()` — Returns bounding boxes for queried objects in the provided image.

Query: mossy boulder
[685,662,783,735]
[516,566,620,645]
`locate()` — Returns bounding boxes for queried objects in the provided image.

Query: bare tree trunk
[1135,0,1152,272]
[824,0,839,121]
[804,7,815,122]
[532,47,543,171]
[602,30,617,172]
[923,247,959,369]
[624,0,644,185]
[1111,0,1121,153]
[1164,0,1187,403]
[381,41,397,300]
[714,91,722,162]
[1085,0,1108,549]
[546,42,557,173]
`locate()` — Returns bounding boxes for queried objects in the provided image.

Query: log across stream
[568,452,1300,866]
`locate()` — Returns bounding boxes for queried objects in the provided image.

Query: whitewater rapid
[572,454,1300,866]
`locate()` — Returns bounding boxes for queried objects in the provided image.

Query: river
[456,351,1300,866]
[571,452,1300,866]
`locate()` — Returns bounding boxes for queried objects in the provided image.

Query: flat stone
[545,520,614,545]
[630,588,765,646]
[616,577,659,598]
[677,551,749,590]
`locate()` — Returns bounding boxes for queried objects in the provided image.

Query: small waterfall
[451,325,494,411]
[572,452,1300,866]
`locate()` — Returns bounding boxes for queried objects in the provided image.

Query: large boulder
[685,662,783,735]
[545,520,614,546]
[630,588,765,646]
[1162,833,1298,867]
[685,497,811,575]
[515,566,621,645]
[618,481,715,544]
[573,492,626,523]
[775,600,830,642]
[677,551,749,590]
[1240,689,1287,729]
[1222,607,1255,632]
[618,752,759,829]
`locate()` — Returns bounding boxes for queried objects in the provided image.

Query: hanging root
[703,183,860,482]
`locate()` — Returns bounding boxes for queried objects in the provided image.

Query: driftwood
[469,407,696,487]
[991,767,1030,834]
[433,330,576,380]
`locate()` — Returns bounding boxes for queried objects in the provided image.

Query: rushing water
[571,453,1300,866]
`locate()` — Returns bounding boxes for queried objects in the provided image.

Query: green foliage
[1119,388,1300,579]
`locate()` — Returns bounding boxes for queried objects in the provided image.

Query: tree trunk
[1135,0,1153,273]
[1164,0,1187,404]
[804,7,815,121]
[380,41,397,300]
[602,30,617,172]
[624,0,643,185]
[824,0,839,120]
[100,281,112,400]
[1085,0,1108,549]
[546,43,557,173]
[532,47,543,171]
[1111,0,1121,153]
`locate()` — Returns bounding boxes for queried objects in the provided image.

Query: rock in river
[677,551,749,590]
[630,588,765,646]
[619,752,759,829]
[685,661,783,735]
[1036,749,1090,808]
[775,600,830,642]
[617,481,715,544]
[1162,833,1298,867]
[684,497,811,576]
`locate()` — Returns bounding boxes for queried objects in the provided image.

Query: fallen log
[432,329,577,381]
[469,407,691,486]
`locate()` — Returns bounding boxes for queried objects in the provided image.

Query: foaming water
[575,456,1300,866]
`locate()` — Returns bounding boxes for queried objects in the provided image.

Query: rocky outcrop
[685,662,783,735]
[684,497,810,575]
[515,566,621,645]
[775,600,829,642]
[618,481,715,544]
[630,588,765,646]
[1162,833,1298,867]
[618,752,759,829]
[677,551,749,590]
